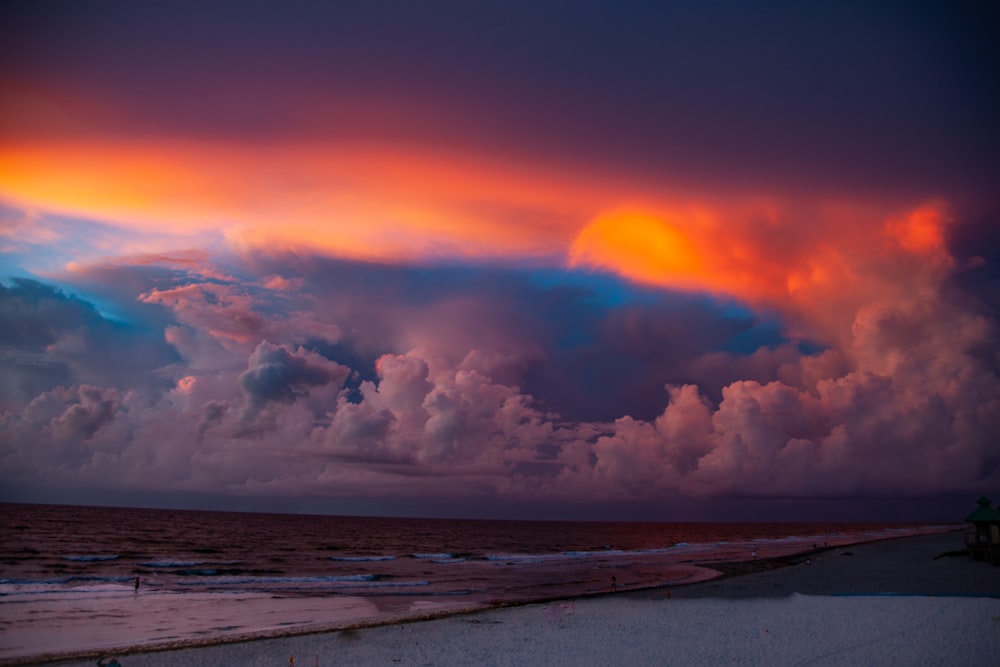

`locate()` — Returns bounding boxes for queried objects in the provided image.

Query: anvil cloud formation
[1,1,998,520]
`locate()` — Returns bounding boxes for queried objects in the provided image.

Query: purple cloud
[1,243,996,520]
[239,341,349,417]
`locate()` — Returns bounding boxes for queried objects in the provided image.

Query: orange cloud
[568,202,822,302]
[884,202,950,255]
[568,211,705,288]
[0,139,603,263]
[2,134,953,339]
[565,198,955,350]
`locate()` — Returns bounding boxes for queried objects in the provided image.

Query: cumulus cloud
[0,278,177,406]
[50,385,120,442]
[312,351,551,474]
[0,220,997,514]
[239,341,349,417]
[2,0,996,519]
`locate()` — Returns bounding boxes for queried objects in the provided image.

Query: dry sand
[24,531,1000,667]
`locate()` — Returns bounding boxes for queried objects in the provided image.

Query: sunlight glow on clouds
[1,137,954,320]
[569,201,954,325]
[1,135,993,518]
[0,140,590,263]
[1,1,996,519]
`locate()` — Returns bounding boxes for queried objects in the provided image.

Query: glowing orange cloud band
[569,201,950,300]
[0,140,601,261]
[1,139,950,312]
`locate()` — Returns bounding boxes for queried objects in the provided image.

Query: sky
[1,1,998,521]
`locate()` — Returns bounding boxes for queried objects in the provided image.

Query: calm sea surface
[0,503,955,660]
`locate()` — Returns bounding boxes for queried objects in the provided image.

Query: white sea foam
[178,573,378,585]
[1,577,133,594]
[140,559,206,568]
[412,553,454,559]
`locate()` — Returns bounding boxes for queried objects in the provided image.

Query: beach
[20,530,999,667]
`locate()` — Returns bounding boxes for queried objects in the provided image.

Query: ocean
[0,503,955,662]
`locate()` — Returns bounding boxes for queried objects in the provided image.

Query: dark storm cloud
[244,254,794,421]
[0,278,179,404]
[0,278,96,349]
[947,215,1000,317]
[239,341,349,416]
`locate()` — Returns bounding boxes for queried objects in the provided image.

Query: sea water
[0,503,955,661]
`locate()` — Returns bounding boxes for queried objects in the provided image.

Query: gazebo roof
[966,496,1000,523]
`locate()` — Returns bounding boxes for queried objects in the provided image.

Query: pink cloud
[141,280,341,354]
[0,220,996,510]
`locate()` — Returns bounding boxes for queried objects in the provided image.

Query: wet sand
[22,530,1000,667]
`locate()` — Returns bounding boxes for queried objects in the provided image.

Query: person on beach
[133,576,139,592]
[611,575,617,592]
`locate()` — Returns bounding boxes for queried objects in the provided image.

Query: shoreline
[645,528,996,599]
[19,528,998,667]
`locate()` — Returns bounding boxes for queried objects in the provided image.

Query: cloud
[583,273,1000,499]
[5,2,996,201]
[568,202,954,318]
[50,385,119,442]
[141,283,267,346]
[0,140,591,266]
[0,278,178,406]
[314,350,551,474]
[140,281,339,348]
[239,341,349,417]
[1,1,997,519]
[2,226,996,515]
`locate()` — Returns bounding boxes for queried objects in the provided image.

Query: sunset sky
[2,1,998,521]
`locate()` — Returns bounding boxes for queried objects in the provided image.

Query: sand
[20,531,1000,667]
